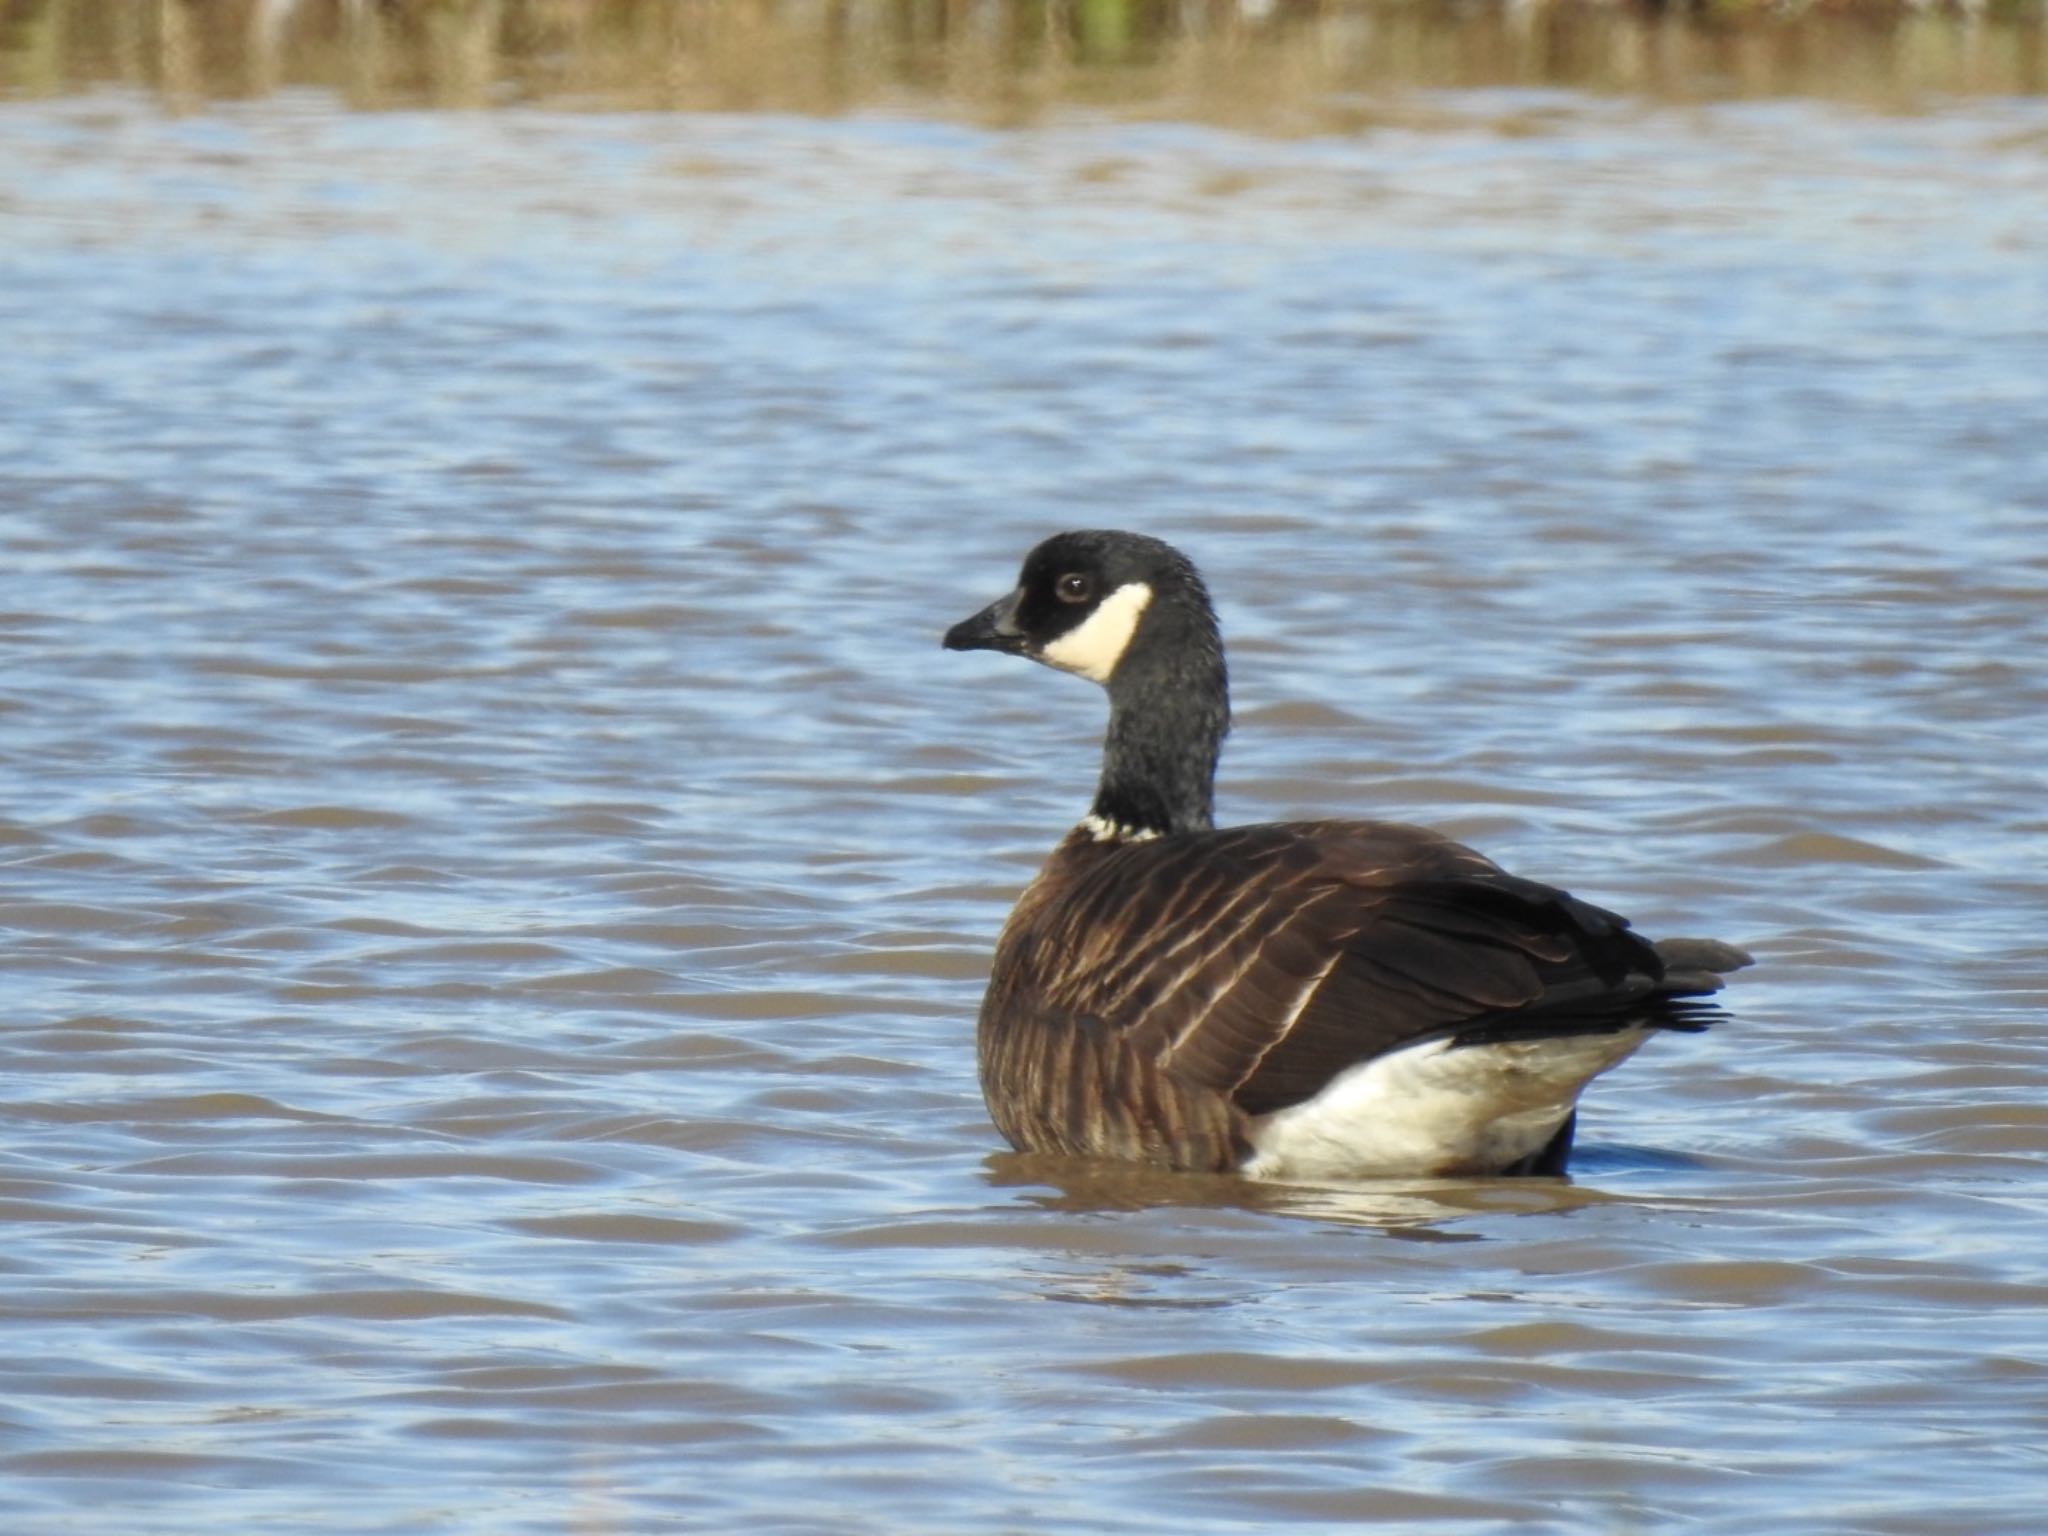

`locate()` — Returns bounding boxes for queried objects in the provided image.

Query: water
[5,5,2048,1533]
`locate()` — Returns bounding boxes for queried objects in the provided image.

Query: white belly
[1239,1030,1649,1181]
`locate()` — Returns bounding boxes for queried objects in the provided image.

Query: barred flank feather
[977,820,1745,1176]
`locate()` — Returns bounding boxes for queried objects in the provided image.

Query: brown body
[979,820,1737,1176]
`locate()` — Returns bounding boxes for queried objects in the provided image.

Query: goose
[943,530,1749,1180]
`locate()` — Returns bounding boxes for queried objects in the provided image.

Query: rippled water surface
[5,8,2048,1533]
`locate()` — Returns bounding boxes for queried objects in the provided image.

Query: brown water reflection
[6,0,2044,116]
[985,1150,1620,1233]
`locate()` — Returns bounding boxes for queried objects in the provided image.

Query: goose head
[942,529,1212,689]
[944,530,1230,838]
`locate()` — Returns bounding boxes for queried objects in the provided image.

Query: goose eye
[1055,573,1093,604]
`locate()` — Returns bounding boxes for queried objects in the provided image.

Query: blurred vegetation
[0,0,2040,118]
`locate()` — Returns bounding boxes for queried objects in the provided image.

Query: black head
[942,530,1207,687]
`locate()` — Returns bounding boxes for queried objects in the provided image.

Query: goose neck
[1088,647,1228,840]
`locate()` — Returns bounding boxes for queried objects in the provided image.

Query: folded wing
[1011,821,1725,1124]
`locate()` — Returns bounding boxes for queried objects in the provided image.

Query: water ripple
[2,72,2046,1536]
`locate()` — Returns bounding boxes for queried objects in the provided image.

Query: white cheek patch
[1038,582,1153,684]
